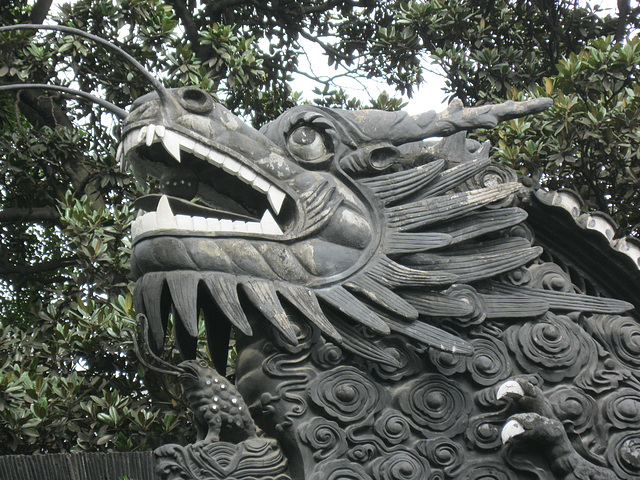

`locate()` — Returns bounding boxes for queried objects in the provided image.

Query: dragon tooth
[175,214,193,230]
[252,176,271,193]
[267,186,286,215]
[220,219,234,231]
[194,143,209,159]
[161,129,182,163]
[206,150,225,167]
[116,143,124,164]
[207,218,221,231]
[222,158,241,174]
[155,125,165,138]
[246,221,262,234]
[140,211,157,233]
[232,220,248,233]
[156,195,177,229]
[131,218,141,239]
[260,210,283,235]
[193,216,208,231]
[123,132,135,154]
[179,135,195,153]
[146,124,156,146]
[138,125,147,143]
[238,166,257,184]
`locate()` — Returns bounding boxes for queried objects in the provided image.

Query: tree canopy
[0,0,638,454]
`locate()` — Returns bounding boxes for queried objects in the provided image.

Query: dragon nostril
[178,86,213,114]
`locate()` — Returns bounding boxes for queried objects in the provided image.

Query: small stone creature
[178,359,256,444]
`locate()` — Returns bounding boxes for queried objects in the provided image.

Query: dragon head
[122,86,554,370]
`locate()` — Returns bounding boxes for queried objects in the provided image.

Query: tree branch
[167,0,204,56]
[0,256,78,276]
[298,29,353,62]
[0,206,61,224]
[29,0,53,24]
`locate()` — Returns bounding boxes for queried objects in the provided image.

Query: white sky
[290,0,625,115]
[46,0,625,115]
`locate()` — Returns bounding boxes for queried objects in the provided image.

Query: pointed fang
[161,129,182,163]
[267,187,286,215]
[156,194,177,229]
[261,210,283,235]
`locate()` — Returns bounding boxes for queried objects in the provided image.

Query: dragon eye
[287,125,329,164]
[177,86,213,114]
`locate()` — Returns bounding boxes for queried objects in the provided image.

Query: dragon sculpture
[121,85,640,480]
[3,23,640,480]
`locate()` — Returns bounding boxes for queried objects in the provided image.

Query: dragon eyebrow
[0,24,174,112]
[0,83,128,119]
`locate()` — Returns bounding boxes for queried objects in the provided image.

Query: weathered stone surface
[121,87,639,480]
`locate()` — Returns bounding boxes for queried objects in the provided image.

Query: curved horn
[0,84,128,118]
[349,97,553,145]
[0,24,176,110]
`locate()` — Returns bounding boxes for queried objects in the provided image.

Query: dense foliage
[0,0,637,454]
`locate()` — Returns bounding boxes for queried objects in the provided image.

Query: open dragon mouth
[120,124,293,242]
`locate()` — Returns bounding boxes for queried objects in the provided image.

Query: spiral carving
[528,263,573,292]
[586,315,640,371]
[309,366,383,424]
[298,417,348,460]
[444,285,487,326]
[310,459,373,480]
[607,430,640,480]
[502,266,532,287]
[467,335,512,386]
[272,315,320,353]
[469,164,518,209]
[503,314,595,383]
[416,436,464,477]
[548,387,598,434]
[396,373,470,436]
[373,409,412,446]
[311,342,344,369]
[603,388,640,429]
[371,449,430,480]
[457,461,515,480]
[348,443,378,464]
[370,336,424,381]
[465,413,507,451]
[428,348,467,376]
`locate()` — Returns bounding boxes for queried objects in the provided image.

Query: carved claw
[495,376,555,418]
[501,413,616,480]
[496,379,526,400]
[501,412,562,444]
